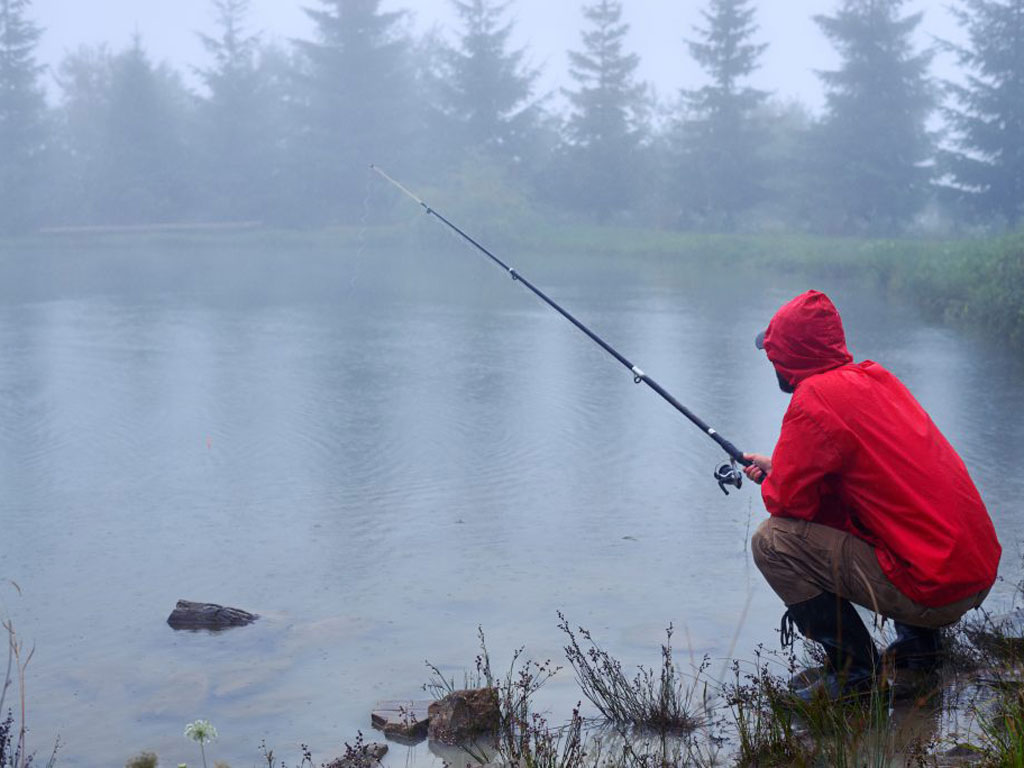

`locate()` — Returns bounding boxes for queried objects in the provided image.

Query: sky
[32,1,967,114]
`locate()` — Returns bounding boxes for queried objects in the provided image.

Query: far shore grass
[3,221,1022,353]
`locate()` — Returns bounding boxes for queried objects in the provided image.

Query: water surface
[1,235,1021,766]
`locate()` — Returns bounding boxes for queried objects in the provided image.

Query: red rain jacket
[760,291,1000,608]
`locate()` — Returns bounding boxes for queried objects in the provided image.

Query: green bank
[3,225,1022,352]
[477,223,1024,352]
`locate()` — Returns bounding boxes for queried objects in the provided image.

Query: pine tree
[676,0,768,230]
[755,98,818,228]
[107,38,194,223]
[58,38,193,224]
[0,0,47,233]
[811,0,935,234]
[942,0,1024,226]
[196,0,278,221]
[436,0,540,163]
[55,45,113,224]
[559,0,647,222]
[296,0,415,222]
[250,43,304,224]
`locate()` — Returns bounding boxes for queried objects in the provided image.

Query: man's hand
[743,453,772,484]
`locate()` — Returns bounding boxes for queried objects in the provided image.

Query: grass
[725,571,1024,768]
[723,643,948,768]
[956,582,1024,767]
[412,608,1024,768]
[557,613,710,736]
[422,622,718,768]
[976,686,1024,767]
[726,650,806,766]
[37,593,1024,767]
[124,753,158,768]
[424,627,582,766]
[0,582,59,768]
[3,222,1020,354]
[525,225,1024,353]
[1,585,30,768]
[102,570,1024,767]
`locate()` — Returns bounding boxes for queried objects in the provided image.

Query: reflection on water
[0,240,1021,766]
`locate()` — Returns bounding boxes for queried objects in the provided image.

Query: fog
[34,0,964,110]
[6,0,1001,234]
[3,1,1024,765]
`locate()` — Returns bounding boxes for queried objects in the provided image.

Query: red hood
[763,291,853,386]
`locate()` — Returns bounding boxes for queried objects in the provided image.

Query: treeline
[2,0,1024,236]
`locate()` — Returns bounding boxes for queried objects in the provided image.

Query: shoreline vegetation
[2,223,1022,354]
[115,601,1024,767]
[9,605,1024,768]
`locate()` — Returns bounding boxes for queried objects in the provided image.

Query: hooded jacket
[760,291,1000,608]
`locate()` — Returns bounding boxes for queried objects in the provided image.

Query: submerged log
[166,600,259,631]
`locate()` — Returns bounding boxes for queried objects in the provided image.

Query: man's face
[776,368,795,394]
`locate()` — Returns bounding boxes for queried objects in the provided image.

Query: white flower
[184,719,218,745]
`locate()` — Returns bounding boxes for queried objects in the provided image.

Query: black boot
[883,622,943,672]
[782,592,880,702]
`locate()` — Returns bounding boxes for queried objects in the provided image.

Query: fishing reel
[714,460,744,496]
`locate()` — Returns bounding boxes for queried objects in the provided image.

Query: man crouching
[744,290,1000,701]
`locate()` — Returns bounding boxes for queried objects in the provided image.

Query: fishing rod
[370,164,753,495]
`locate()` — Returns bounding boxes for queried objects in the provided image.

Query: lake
[1,232,1021,766]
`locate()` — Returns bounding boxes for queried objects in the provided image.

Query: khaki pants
[751,517,989,629]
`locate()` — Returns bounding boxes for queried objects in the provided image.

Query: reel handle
[714,457,767,495]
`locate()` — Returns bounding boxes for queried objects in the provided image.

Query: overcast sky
[32,1,966,113]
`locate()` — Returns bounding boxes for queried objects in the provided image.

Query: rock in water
[427,688,500,745]
[370,700,432,742]
[166,600,258,631]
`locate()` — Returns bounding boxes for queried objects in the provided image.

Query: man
[743,290,1000,701]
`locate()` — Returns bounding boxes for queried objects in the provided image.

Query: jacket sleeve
[761,398,845,523]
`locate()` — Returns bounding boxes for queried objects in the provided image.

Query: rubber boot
[782,592,880,703]
[883,622,943,672]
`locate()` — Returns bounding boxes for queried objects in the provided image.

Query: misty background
[30,0,964,111]
[3,0,1022,236]
[4,2,1024,764]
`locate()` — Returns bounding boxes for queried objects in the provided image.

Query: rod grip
[717,437,752,467]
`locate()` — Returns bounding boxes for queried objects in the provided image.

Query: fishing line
[350,166,397,295]
[371,164,753,495]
